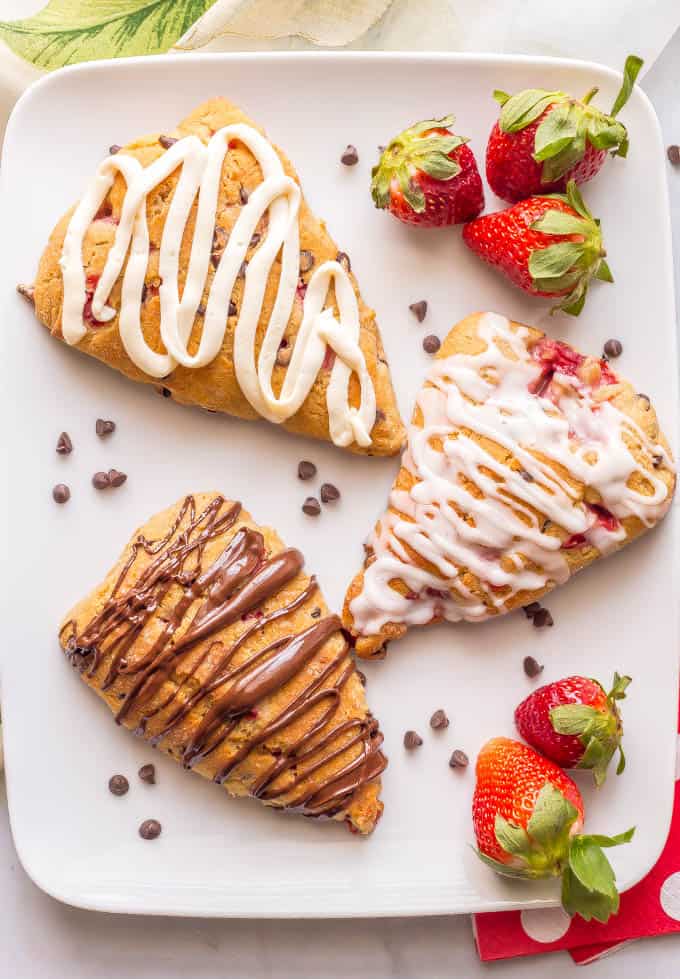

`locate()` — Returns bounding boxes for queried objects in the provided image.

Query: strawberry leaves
[490,783,580,877]
[562,828,635,922]
[497,89,567,133]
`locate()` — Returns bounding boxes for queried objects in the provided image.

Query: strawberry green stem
[581,87,599,105]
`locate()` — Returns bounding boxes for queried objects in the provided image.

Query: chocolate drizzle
[61,495,385,820]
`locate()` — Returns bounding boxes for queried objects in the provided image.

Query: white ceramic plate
[1,52,677,918]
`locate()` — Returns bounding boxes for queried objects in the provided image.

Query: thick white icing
[350,312,674,635]
[59,124,376,448]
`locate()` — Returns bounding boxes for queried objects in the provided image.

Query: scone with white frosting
[344,312,676,658]
[61,493,386,834]
[27,98,404,456]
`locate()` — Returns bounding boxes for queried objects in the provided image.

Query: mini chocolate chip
[667,145,680,166]
[299,249,315,273]
[403,730,423,749]
[210,252,221,269]
[409,300,428,323]
[56,432,73,455]
[310,607,322,619]
[239,185,249,205]
[159,135,177,149]
[603,338,623,358]
[375,409,385,423]
[532,607,554,628]
[449,749,469,769]
[96,418,116,437]
[160,387,172,398]
[196,303,206,316]
[653,453,664,468]
[108,469,127,488]
[298,460,317,480]
[302,496,321,517]
[139,819,162,840]
[336,251,351,273]
[52,483,70,504]
[541,518,552,533]
[276,346,291,366]
[92,471,110,489]
[423,334,441,354]
[138,764,156,785]
[320,483,340,503]
[519,469,534,482]
[638,393,650,408]
[523,655,544,678]
[341,144,359,166]
[522,602,542,619]
[430,709,449,730]
[108,774,129,796]
[250,232,261,248]
[238,260,248,278]
[229,300,238,317]
[109,144,121,155]
[357,670,367,686]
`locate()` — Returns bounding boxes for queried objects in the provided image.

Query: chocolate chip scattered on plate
[423,334,441,354]
[108,774,129,796]
[403,730,423,749]
[298,460,317,480]
[92,471,111,490]
[52,483,70,504]
[532,608,554,629]
[430,709,449,730]
[96,418,116,437]
[603,338,623,358]
[523,655,544,678]
[409,300,428,323]
[320,483,340,503]
[522,602,541,619]
[449,749,469,769]
[108,469,127,488]
[56,432,73,455]
[139,818,162,840]
[302,497,321,516]
[667,145,680,166]
[138,764,156,785]
[109,144,121,155]
[341,144,359,166]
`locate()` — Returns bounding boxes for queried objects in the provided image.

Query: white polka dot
[520,907,572,943]
[660,872,680,921]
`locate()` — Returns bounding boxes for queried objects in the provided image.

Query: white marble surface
[1,30,679,979]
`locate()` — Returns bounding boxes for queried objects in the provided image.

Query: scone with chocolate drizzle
[60,493,386,833]
[344,312,675,658]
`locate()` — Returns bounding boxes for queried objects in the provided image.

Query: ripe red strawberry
[371,114,484,227]
[486,55,643,202]
[515,673,631,786]
[462,180,612,315]
[473,738,634,922]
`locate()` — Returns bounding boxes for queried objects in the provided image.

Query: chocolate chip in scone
[109,144,121,155]
[523,655,544,678]
[653,453,664,468]
[423,334,441,354]
[139,819,162,840]
[196,303,206,317]
[159,135,177,149]
[239,184,249,205]
[522,602,542,619]
[357,670,367,687]
[603,338,623,358]
[341,144,359,166]
[320,483,340,504]
[403,730,423,749]
[302,497,321,517]
[299,249,315,273]
[374,409,385,423]
[667,145,680,166]
[52,483,71,504]
[298,460,317,480]
[56,432,73,455]
[519,469,534,482]
[92,471,111,490]
[108,469,127,488]
[108,774,129,796]
[310,607,322,619]
[336,251,351,273]
[138,764,156,785]
[449,749,469,769]
[430,709,449,730]
[238,260,248,279]
[96,418,116,437]
[409,300,428,323]
[532,608,554,629]
[159,387,172,398]
[228,300,238,317]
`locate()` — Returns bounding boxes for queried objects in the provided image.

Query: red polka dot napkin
[473,694,680,964]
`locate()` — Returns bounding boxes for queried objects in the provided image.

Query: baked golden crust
[344,313,676,658]
[60,493,385,833]
[32,98,404,456]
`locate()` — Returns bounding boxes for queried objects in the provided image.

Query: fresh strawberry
[486,55,643,202]
[462,180,612,315]
[515,673,631,786]
[371,114,484,227]
[473,738,634,923]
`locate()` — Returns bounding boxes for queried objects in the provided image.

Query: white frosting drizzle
[58,124,376,448]
[350,312,674,635]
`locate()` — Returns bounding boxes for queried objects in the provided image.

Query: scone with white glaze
[61,493,386,833]
[26,98,404,456]
[343,312,676,658]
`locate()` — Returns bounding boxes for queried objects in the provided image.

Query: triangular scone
[344,312,676,658]
[28,98,404,456]
[60,493,386,834]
